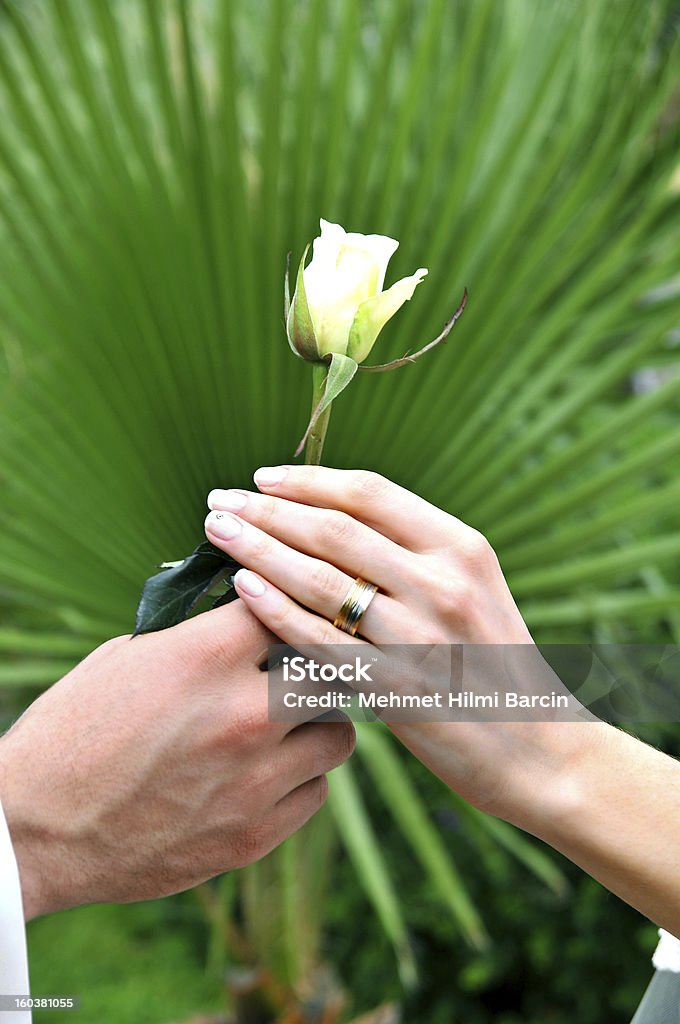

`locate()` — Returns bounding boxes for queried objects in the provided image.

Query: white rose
[287,218,428,363]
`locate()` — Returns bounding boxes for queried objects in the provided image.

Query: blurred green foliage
[28,900,221,1024]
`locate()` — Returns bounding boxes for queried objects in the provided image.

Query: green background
[1,0,680,1020]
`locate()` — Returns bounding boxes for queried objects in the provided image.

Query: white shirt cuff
[653,929,680,973]
[0,799,31,1022]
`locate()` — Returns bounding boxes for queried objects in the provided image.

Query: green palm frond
[355,725,489,950]
[1,0,679,649]
[329,760,417,988]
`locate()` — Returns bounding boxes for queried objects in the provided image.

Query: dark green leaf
[133,541,241,636]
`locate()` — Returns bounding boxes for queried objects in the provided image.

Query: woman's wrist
[505,721,680,934]
[502,719,619,838]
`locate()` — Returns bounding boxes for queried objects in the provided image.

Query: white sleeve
[0,800,31,1022]
[653,929,680,973]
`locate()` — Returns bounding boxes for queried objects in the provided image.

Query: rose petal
[303,219,402,356]
[347,268,428,363]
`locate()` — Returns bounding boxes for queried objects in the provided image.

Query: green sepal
[295,352,358,456]
[286,244,319,362]
[359,289,468,372]
[283,251,291,324]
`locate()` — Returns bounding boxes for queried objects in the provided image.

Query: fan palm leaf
[1,0,679,991]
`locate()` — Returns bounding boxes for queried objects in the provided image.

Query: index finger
[251,465,462,551]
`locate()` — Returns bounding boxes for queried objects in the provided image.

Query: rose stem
[304,362,331,466]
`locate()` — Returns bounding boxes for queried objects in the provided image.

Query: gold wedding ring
[333,577,378,637]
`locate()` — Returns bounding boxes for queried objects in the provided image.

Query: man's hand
[0,601,355,920]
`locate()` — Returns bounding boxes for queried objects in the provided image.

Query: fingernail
[234,568,266,597]
[205,511,242,540]
[207,489,247,512]
[253,466,288,488]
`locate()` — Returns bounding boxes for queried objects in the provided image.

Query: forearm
[508,722,680,935]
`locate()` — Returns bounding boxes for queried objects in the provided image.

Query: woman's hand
[203,465,574,818]
[204,466,680,938]
[207,464,533,647]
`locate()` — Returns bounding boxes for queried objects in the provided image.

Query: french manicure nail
[253,466,288,488]
[207,489,247,512]
[205,511,242,540]
[234,569,266,597]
